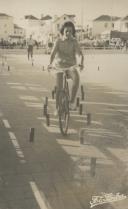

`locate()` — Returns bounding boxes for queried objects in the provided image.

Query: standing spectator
[1,38,4,49]
[126,40,128,51]
[26,35,35,60]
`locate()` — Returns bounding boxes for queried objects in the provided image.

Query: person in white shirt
[27,35,35,60]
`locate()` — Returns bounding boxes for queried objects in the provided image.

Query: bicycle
[48,65,80,136]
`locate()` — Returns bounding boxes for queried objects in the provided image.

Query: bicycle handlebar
[47,64,83,72]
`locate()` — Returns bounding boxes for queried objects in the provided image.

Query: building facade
[9,24,25,43]
[114,15,128,32]
[0,13,14,41]
[53,14,75,37]
[92,15,120,38]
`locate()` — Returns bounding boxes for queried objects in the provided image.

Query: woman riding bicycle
[48,21,84,110]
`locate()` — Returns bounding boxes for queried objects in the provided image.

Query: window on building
[104,22,108,28]
[64,17,66,20]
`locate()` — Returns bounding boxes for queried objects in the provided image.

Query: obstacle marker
[43,104,47,116]
[90,157,96,177]
[79,128,85,144]
[81,91,85,100]
[81,85,84,94]
[45,97,48,106]
[46,114,50,126]
[32,58,34,66]
[80,85,85,101]
[87,113,91,125]
[29,128,35,142]
[54,86,57,94]
[80,136,84,144]
[79,104,83,115]
[76,97,80,107]
[52,90,55,99]
[8,66,10,71]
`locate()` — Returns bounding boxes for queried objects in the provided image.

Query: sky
[1,0,128,25]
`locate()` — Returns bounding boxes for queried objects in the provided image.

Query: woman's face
[63,26,73,39]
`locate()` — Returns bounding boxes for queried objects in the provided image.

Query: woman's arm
[75,39,84,70]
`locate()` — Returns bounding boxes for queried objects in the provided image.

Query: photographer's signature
[90,192,127,208]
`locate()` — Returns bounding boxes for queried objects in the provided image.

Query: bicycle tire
[58,91,69,135]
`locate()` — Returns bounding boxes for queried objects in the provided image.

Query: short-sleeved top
[53,37,81,68]
[27,38,35,46]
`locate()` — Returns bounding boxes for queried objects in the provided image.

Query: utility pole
[81,0,84,41]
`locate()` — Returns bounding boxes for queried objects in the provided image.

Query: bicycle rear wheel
[58,91,69,135]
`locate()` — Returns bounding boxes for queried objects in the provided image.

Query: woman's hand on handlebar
[78,64,84,71]
[47,64,52,71]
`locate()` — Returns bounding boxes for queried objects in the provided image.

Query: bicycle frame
[48,65,80,135]
[62,70,70,98]
[56,70,70,135]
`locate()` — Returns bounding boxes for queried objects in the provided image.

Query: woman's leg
[56,72,63,108]
[68,68,80,103]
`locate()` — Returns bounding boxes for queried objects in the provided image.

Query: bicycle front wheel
[58,91,69,136]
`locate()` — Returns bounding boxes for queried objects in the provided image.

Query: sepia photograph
[0,0,128,208]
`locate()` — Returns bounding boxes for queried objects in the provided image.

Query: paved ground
[0,53,128,209]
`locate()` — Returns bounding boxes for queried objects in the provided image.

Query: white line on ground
[7,82,21,85]
[81,101,128,107]
[19,95,39,101]
[28,86,48,92]
[8,131,16,140]
[25,83,41,87]
[70,114,87,118]
[11,86,27,90]
[39,112,87,119]
[43,123,77,134]
[37,117,58,122]
[8,131,26,163]
[75,119,102,125]
[30,181,52,209]
[108,109,128,113]
[24,102,43,108]
[96,112,118,116]
[56,139,80,146]
[0,73,10,76]
[2,119,11,128]
[42,98,56,103]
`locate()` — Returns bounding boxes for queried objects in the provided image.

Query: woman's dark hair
[60,21,76,37]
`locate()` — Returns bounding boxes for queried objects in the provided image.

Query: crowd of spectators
[0,38,43,49]
[0,37,128,51]
[79,38,128,50]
